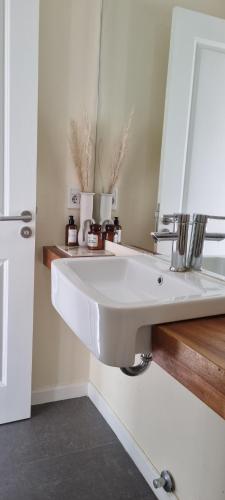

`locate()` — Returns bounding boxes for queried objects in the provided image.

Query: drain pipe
[120,353,152,376]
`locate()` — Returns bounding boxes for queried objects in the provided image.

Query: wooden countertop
[43,246,67,268]
[43,245,225,419]
[152,318,225,419]
[43,245,113,268]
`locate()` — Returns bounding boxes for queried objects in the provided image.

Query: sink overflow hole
[157,275,164,285]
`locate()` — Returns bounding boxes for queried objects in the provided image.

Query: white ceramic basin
[51,254,225,367]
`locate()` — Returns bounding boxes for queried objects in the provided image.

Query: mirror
[0,1,4,215]
[94,3,225,278]
[94,0,168,251]
[158,7,225,277]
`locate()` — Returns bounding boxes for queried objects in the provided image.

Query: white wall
[32,0,101,390]
[90,356,225,500]
[34,2,225,500]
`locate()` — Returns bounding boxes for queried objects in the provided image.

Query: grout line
[7,440,121,470]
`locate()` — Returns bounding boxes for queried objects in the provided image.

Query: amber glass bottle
[65,215,78,247]
[88,224,103,250]
[105,224,115,242]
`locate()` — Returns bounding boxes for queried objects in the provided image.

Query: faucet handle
[161,214,176,225]
[192,214,225,223]
[206,215,225,221]
[161,213,190,225]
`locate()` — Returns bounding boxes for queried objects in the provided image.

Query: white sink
[203,255,225,279]
[51,254,225,367]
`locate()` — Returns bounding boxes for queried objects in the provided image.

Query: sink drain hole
[157,275,164,285]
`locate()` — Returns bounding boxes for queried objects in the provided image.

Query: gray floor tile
[0,398,157,500]
[0,397,116,472]
[0,417,46,471]
[31,397,117,457]
[0,443,157,500]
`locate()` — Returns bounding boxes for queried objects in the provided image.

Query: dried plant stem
[108,110,133,193]
[97,138,105,192]
[69,112,94,193]
[69,121,84,191]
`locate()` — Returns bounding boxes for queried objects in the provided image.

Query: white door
[158,7,225,255]
[0,0,39,423]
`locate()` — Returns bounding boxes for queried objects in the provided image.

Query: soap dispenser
[65,215,78,247]
[113,216,122,243]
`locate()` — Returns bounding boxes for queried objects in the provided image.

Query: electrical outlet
[112,188,118,210]
[68,187,80,209]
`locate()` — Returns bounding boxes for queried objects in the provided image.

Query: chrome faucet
[188,214,225,270]
[151,213,190,272]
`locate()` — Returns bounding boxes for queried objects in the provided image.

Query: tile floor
[0,397,157,500]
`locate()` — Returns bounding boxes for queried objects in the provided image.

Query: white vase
[78,192,95,247]
[99,193,113,228]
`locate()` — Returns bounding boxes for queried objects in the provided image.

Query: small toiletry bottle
[88,224,103,250]
[65,215,78,247]
[105,224,115,242]
[113,217,122,244]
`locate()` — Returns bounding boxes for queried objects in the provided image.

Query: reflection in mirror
[158,8,225,277]
[94,2,225,278]
[0,2,4,215]
[94,0,166,250]
[0,262,4,382]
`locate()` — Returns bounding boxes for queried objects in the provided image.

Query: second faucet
[151,213,225,272]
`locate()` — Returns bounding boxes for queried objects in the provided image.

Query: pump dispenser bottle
[113,216,122,243]
[65,215,78,247]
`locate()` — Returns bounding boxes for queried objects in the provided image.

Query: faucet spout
[151,213,190,272]
[150,231,177,243]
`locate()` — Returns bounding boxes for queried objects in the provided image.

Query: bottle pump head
[69,215,75,225]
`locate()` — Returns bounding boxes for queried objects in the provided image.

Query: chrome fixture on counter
[188,214,225,270]
[151,213,190,272]
[152,212,225,272]
[153,202,160,253]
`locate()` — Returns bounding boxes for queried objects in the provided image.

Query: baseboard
[88,382,177,500]
[31,382,88,405]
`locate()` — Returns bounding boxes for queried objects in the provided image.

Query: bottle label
[68,228,77,244]
[113,229,122,244]
[88,234,98,248]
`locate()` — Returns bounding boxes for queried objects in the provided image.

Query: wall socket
[68,187,117,210]
[68,187,80,209]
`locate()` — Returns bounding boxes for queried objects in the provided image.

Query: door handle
[0,210,32,222]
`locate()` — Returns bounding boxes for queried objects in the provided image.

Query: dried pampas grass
[69,112,94,193]
[108,110,133,194]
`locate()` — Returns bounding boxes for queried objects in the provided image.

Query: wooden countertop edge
[43,246,68,268]
[153,321,225,371]
[43,245,225,420]
[152,324,225,419]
